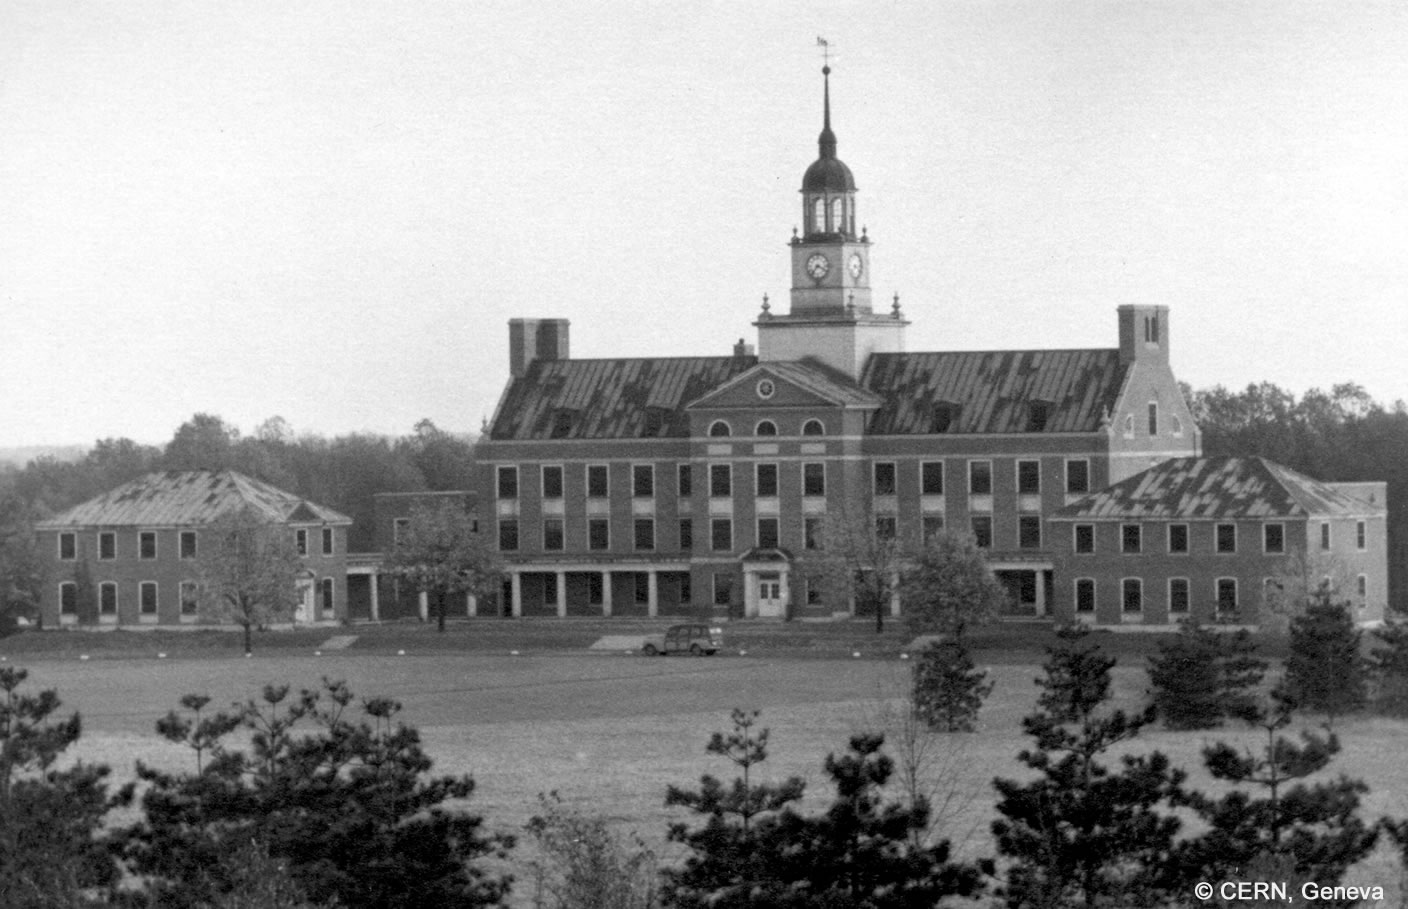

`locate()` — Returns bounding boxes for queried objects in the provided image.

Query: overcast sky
[2,1,1405,448]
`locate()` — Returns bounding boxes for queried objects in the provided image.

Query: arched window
[802,419,825,436]
[755,420,778,437]
[829,198,843,232]
[708,420,732,438]
[811,197,825,233]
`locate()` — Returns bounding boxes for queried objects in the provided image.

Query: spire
[818,65,837,159]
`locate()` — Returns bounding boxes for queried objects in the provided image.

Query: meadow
[5,625,1406,907]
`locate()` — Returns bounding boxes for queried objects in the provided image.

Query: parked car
[642,623,724,656]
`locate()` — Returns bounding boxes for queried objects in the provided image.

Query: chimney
[1117,305,1169,366]
[732,338,755,360]
[509,318,570,378]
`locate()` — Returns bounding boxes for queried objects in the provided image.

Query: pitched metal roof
[689,359,882,410]
[1052,457,1386,521]
[36,470,352,528]
[488,357,757,441]
[861,349,1126,435]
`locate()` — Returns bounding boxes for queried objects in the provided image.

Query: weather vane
[816,36,837,67]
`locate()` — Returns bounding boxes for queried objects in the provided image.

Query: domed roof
[801,66,856,193]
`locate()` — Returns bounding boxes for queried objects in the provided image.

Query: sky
[2,1,1405,449]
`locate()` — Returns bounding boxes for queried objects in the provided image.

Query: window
[875,516,897,542]
[498,520,519,551]
[1121,524,1141,554]
[542,465,564,499]
[392,519,409,545]
[634,573,649,605]
[588,519,609,551]
[708,420,731,438]
[1122,414,1134,438]
[1148,402,1159,436]
[930,403,956,433]
[497,466,519,499]
[921,461,944,495]
[587,465,609,498]
[802,419,825,436]
[1144,314,1160,344]
[679,519,693,551]
[1122,578,1142,613]
[632,464,654,498]
[679,574,692,604]
[709,464,732,498]
[1263,523,1285,554]
[806,580,822,605]
[1217,578,1238,616]
[59,533,76,560]
[873,462,897,496]
[1169,578,1190,614]
[971,516,992,548]
[99,582,117,616]
[139,581,158,615]
[99,532,116,560]
[1074,524,1095,554]
[1320,523,1331,550]
[543,574,558,606]
[634,518,655,551]
[1026,401,1050,432]
[1357,521,1367,550]
[550,410,574,438]
[755,420,778,436]
[677,464,692,497]
[1017,460,1040,495]
[758,517,780,549]
[756,463,779,498]
[713,573,733,607]
[543,518,564,551]
[969,460,992,495]
[320,578,333,615]
[1358,574,1368,605]
[180,581,200,616]
[322,527,334,555]
[804,517,823,550]
[1216,523,1237,554]
[60,582,77,615]
[587,574,603,605]
[803,462,825,497]
[1075,579,1095,614]
[1168,524,1189,554]
[711,518,732,551]
[1018,515,1041,549]
[295,529,309,556]
[1172,415,1183,437]
[922,515,945,544]
[1066,459,1090,494]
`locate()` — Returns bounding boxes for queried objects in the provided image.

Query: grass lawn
[6,626,1402,907]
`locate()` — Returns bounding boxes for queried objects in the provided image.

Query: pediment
[686,363,868,410]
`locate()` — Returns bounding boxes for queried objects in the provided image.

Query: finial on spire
[816,38,837,158]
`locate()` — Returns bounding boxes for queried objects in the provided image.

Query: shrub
[526,791,658,909]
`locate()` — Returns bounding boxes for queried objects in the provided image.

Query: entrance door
[757,572,784,618]
[295,579,314,624]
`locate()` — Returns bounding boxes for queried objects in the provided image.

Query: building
[34,470,352,627]
[474,66,1202,620]
[1048,457,1388,625]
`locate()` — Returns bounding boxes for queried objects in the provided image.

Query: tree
[663,709,988,908]
[912,638,994,733]
[1369,616,1408,715]
[1170,693,1378,900]
[807,508,905,633]
[398,418,478,491]
[163,412,241,471]
[1283,591,1367,722]
[0,668,121,907]
[1263,548,1355,631]
[992,702,1186,907]
[195,505,304,654]
[1146,622,1266,730]
[898,530,1008,638]
[383,501,502,632]
[113,678,513,909]
[1035,625,1114,724]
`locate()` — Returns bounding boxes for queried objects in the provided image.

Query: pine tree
[913,638,994,732]
[1217,628,1268,723]
[1284,592,1367,722]
[1171,693,1378,898]
[1369,616,1408,716]
[992,703,1187,907]
[1035,625,1114,723]
[1147,623,1266,729]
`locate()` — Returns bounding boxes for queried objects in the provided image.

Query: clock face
[806,253,830,280]
[848,253,863,279]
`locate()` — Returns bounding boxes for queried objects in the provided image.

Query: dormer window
[1026,401,1050,432]
[708,420,732,438]
[549,410,574,439]
[931,403,958,434]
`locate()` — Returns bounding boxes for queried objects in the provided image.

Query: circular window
[756,379,776,399]
[755,420,778,437]
[708,420,732,438]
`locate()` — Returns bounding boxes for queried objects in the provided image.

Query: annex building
[474,67,1204,622]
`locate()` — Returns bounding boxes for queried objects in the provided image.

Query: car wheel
[690,643,703,656]
[643,643,658,656]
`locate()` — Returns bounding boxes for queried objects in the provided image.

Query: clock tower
[756,64,908,378]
